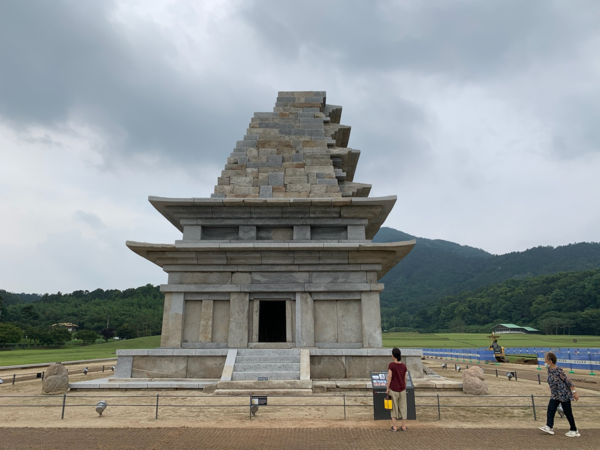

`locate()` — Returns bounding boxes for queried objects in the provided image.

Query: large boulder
[42,363,69,395]
[462,366,488,395]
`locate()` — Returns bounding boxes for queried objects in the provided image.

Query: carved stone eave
[147,195,396,240]
[125,239,415,279]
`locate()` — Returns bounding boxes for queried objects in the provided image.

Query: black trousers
[546,399,577,431]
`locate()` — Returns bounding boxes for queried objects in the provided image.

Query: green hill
[412,269,600,335]
[375,227,600,316]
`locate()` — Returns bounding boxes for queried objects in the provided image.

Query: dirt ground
[2,427,600,450]
[1,360,598,430]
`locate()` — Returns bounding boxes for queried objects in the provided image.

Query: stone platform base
[69,378,218,390]
[113,348,424,381]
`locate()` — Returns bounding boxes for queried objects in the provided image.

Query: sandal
[390,427,398,432]
[400,427,407,432]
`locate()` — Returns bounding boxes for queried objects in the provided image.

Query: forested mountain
[375,227,600,314]
[407,269,600,335]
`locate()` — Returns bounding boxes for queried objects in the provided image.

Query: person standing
[386,347,408,432]
[539,352,581,437]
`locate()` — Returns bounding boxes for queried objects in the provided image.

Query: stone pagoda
[114,91,421,389]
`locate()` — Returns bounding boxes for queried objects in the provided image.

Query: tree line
[0,285,164,345]
[381,269,600,335]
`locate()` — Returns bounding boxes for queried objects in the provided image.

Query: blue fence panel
[591,354,600,373]
[537,352,545,366]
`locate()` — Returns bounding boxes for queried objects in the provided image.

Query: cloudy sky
[1,0,599,294]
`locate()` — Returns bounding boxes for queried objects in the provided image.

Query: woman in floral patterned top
[538,352,580,437]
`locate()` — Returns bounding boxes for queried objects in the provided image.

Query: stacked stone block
[213,91,370,199]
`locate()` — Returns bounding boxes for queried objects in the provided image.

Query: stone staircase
[232,349,301,381]
[215,348,310,395]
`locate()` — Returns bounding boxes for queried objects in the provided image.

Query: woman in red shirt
[387,347,408,431]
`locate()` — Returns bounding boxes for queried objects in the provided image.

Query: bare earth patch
[1,360,598,431]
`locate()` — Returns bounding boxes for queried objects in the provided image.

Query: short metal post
[437,394,441,420]
[12,374,16,385]
[41,371,45,381]
[515,371,518,381]
[155,394,159,419]
[249,396,252,420]
[537,373,541,385]
[495,369,498,378]
[343,395,346,420]
[531,394,537,421]
[102,365,105,372]
[61,394,66,419]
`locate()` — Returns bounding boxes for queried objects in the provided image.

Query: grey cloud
[0,1,267,169]
[74,210,106,229]
[240,0,600,80]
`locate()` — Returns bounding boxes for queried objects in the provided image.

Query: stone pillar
[228,292,250,348]
[286,300,294,343]
[361,291,383,348]
[199,300,214,343]
[160,293,185,348]
[295,292,314,347]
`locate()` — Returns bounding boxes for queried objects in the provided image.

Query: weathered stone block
[251,272,309,284]
[187,356,227,378]
[293,225,311,240]
[337,300,362,343]
[345,356,390,378]
[259,185,273,198]
[239,226,257,240]
[310,356,346,379]
[268,172,284,186]
[230,177,255,187]
[132,356,188,378]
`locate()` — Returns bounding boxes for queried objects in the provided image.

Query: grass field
[0,336,161,366]
[2,333,599,366]
[382,332,600,349]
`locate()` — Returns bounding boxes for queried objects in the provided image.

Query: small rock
[42,363,69,395]
[462,366,488,395]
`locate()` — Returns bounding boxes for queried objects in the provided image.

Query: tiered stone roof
[213,91,371,199]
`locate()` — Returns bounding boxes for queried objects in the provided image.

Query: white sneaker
[565,430,581,437]
[539,426,554,435]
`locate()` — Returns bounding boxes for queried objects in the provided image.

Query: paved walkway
[0,427,597,449]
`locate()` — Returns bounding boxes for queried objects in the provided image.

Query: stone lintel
[160,283,378,293]
[163,263,382,273]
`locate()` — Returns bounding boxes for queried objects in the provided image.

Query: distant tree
[21,304,39,324]
[117,324,136,340]
[0,323,23,344]
[0,293,4,321]
[26,327,48,345]
[75,330,99,345]
[99,327,115,342]
[37,330,54,346]
[49,327,72,346]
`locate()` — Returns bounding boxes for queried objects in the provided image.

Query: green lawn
[382,332,600,349]
[0,336,161,366]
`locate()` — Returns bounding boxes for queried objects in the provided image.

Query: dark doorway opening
[259,301,287,342]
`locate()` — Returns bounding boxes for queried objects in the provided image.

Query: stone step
[217,380,311,390]
[236,356,300,364]
[231,371,300,381]
[236,349,300,357]
[214,388,313,396]
[234,362,300,373]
